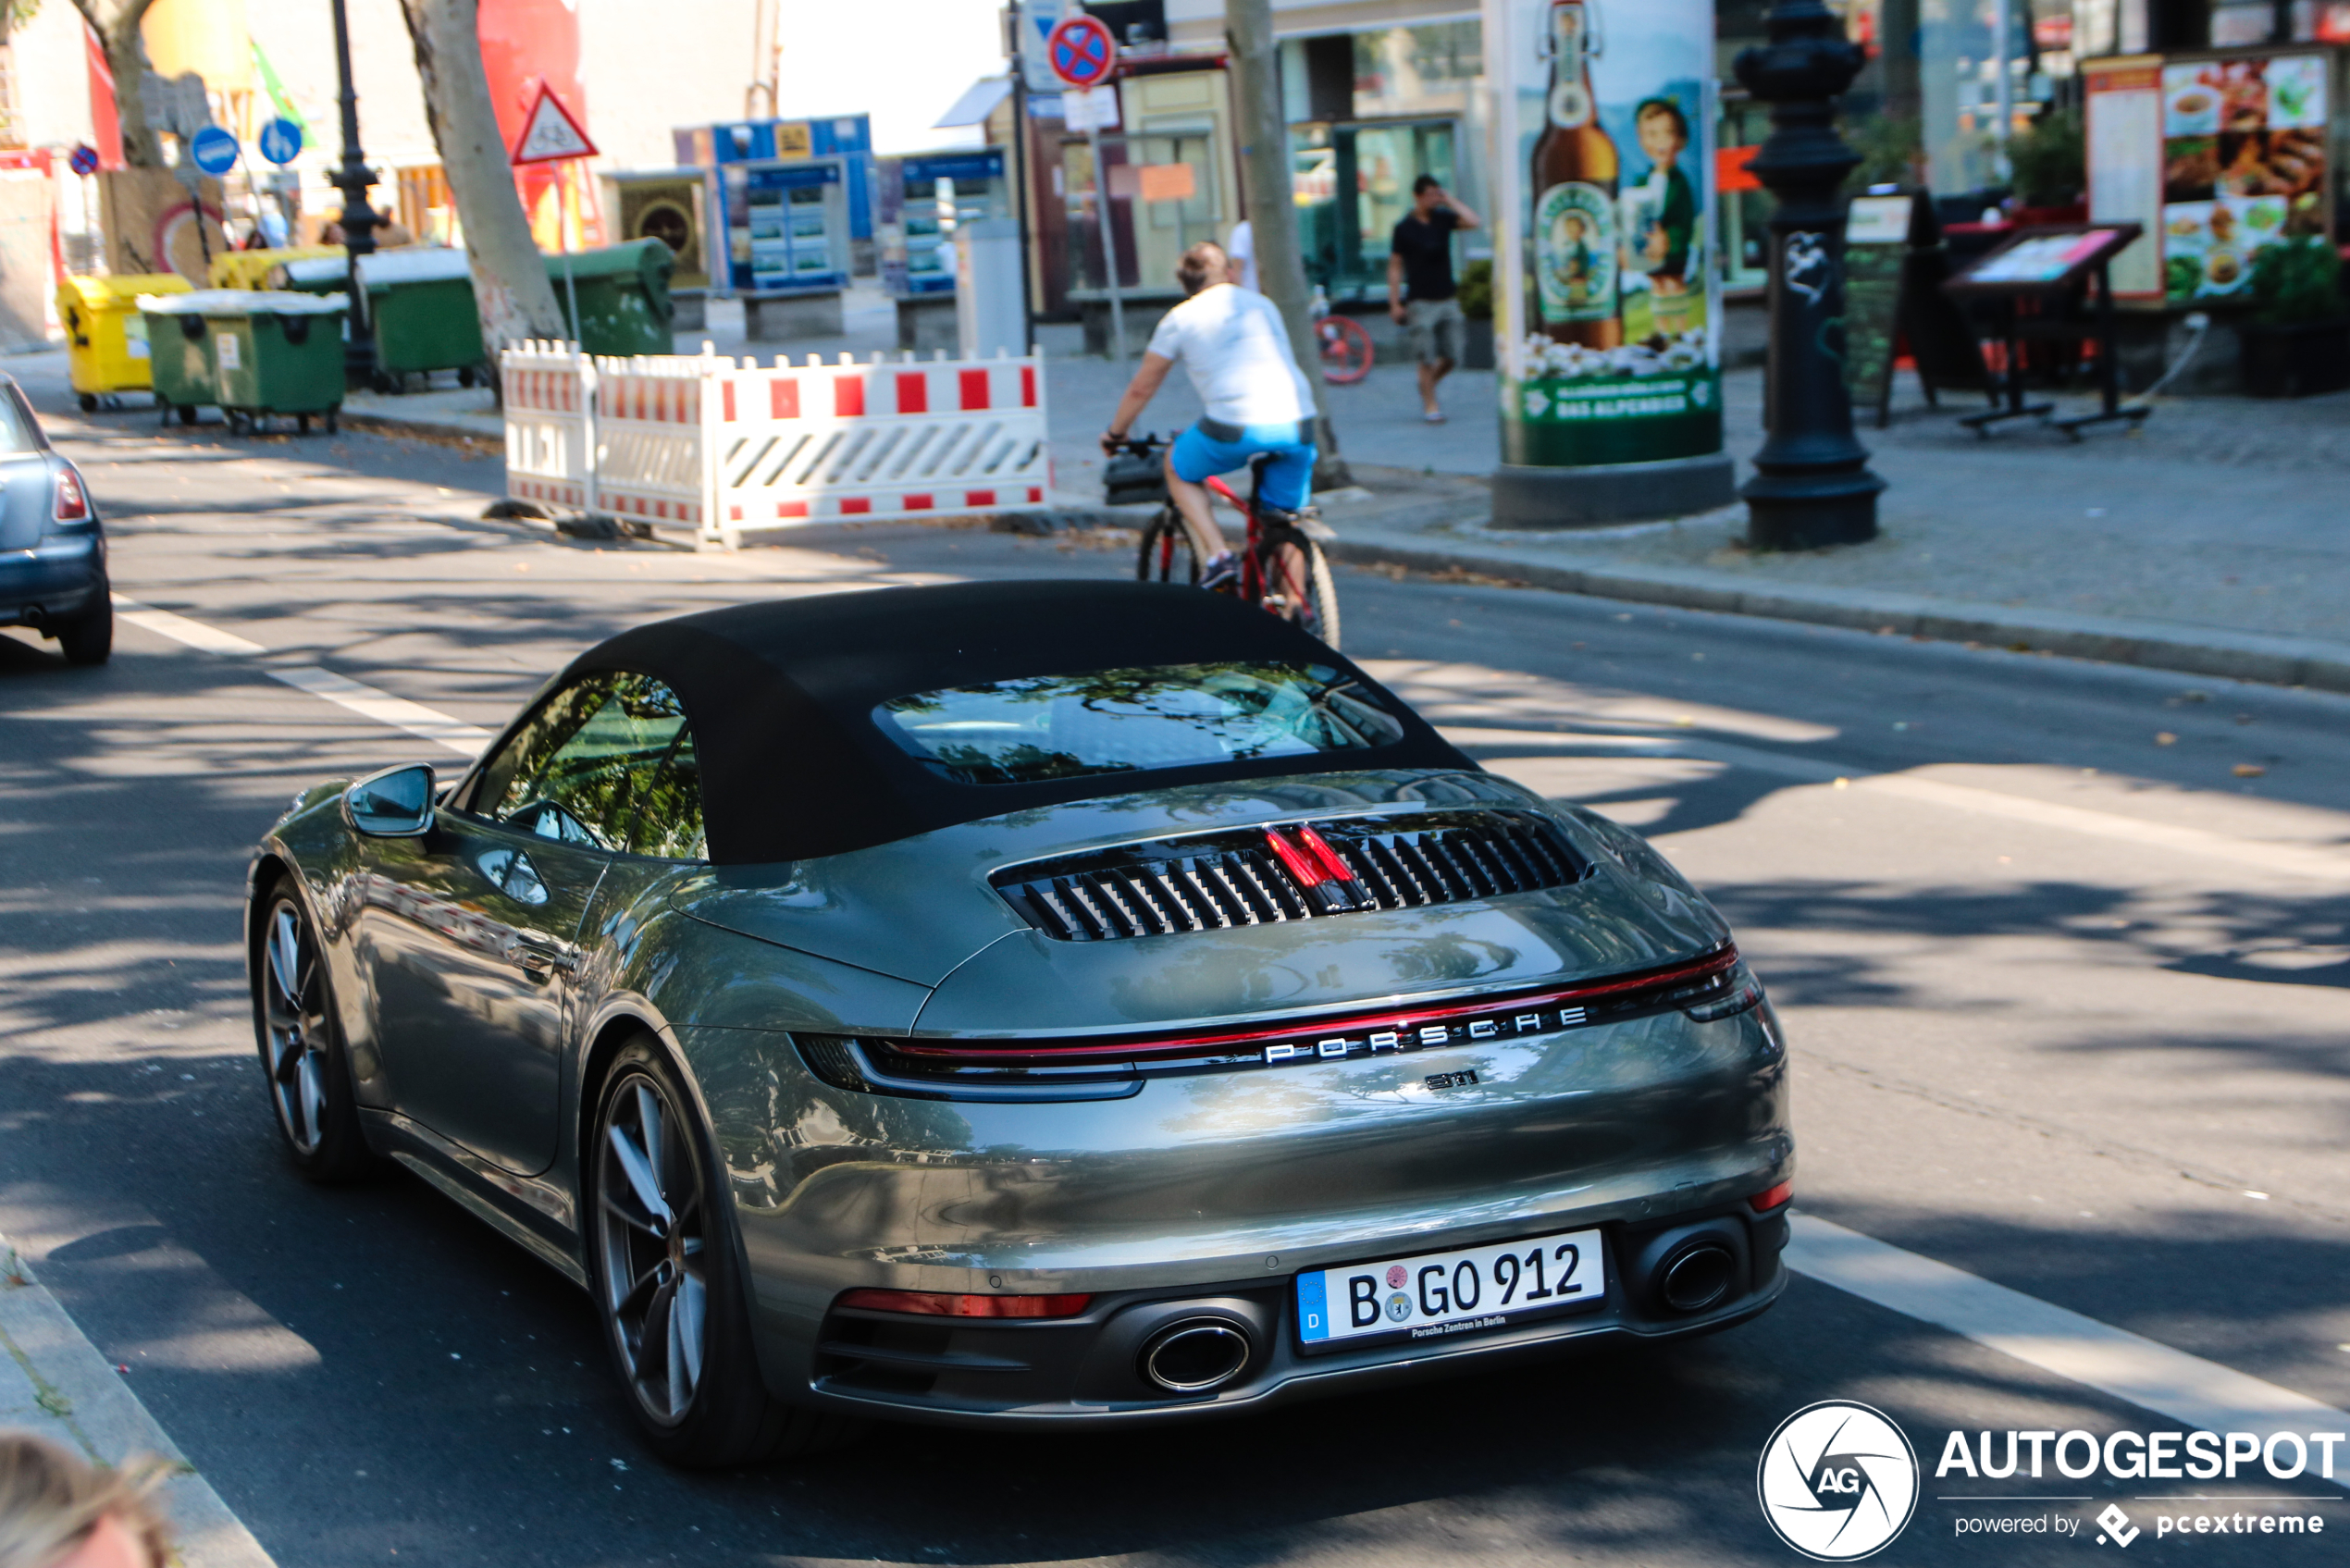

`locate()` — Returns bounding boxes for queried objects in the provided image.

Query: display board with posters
[2087,48,2332,305]
[1485,0,1721,470]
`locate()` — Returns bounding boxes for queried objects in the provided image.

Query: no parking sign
[1045,13,1116,91]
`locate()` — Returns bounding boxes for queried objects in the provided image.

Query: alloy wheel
[596,1071,709,1426]
[260,899,331,1155]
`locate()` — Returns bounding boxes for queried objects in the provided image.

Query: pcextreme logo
[1758,1401,1922,1561]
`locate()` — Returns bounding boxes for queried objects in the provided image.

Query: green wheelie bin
[358,247,487,389]
[138,290,228,426]
[205,291,350,435]
[550,238,675,356]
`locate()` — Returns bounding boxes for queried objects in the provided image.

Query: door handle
[511,937,580,979]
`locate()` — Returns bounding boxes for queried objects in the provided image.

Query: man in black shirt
[1386,175,1481,423]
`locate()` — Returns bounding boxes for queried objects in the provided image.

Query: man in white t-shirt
[1103,241,1317,575]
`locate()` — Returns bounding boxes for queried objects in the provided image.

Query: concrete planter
[2238,318,2350,399]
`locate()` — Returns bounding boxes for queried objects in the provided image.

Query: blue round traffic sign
[190,125,240,177]
[1045,13,1116,90]
[68,143,99,177]
[257,118,303,166]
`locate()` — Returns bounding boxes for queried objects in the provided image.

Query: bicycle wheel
[1318,315,1375,386]
[1253,533,1342,648]
[1135,507,1201,586]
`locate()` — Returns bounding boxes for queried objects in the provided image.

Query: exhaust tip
[1658,1241,1737,1314]
[1139,1317,1253,1393]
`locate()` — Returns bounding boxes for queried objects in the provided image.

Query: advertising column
[1484,0,1734,525]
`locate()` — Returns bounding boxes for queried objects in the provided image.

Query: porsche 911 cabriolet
[247,579,1792,1466]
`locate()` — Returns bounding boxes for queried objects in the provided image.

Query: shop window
[1289,119,1456,300]
[1350,23,1482,119]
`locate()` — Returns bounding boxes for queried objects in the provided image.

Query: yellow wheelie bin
[208,245,344,292]
[58,273,192,411]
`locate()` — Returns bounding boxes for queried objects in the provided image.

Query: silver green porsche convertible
[246,580,1792,1467]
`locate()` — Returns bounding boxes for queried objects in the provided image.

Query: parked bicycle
[1312,285,1374,386]
[1113,433,1342,648]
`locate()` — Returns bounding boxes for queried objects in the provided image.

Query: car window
[0,388,41,454]
[872,661,1406,785]
[471,673,689,852]
[627,729,706,860]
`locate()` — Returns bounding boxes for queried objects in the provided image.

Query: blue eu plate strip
[1295,1270,1330,1342]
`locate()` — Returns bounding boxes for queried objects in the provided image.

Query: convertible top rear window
[874,662,1407,785]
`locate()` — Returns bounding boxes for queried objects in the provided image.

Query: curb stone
[0,1237,276,1568]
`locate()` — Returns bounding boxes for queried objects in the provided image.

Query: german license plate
[1294,1228,1604,1352]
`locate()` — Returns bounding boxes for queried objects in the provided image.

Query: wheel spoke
[671,1270,705,1416]
[599,1189,663,1237]
[638,1274,675,1386]
[267,907,302,1009]
[605,1120,672,1228]
[635,1084,666,1194]
[612,1257,665,1318]
[296,1052,325,1147]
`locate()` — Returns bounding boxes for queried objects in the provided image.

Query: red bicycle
[1119,435,1342,648]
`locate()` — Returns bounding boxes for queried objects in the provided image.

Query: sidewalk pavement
[2,1235,272,1568]
[320,291,2350,695]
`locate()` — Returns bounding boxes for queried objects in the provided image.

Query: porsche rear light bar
[789,945,1752,1103]
[835,1289,1093,1319]
[889,945,1740,1067]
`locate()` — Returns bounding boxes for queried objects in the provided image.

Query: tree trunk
[399,0,566,352]
[70,0,164,167]
[1226,0,1350,488]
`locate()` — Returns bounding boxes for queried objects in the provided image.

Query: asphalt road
[2,377,2345,1568]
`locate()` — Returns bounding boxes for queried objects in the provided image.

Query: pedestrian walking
[1385,176,1481,423]
[0,1435,173,1568]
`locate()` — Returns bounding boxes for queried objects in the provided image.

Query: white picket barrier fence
[500,341,1051,548]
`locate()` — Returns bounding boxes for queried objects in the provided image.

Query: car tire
[251,882,377,1182]
[588,1035,858,1467]
[55,592,112,666]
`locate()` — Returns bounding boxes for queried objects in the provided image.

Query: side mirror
[343,763,437,838]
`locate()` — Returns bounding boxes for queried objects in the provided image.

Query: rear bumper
[781,1200,1791,1427]
[708,997,1794,1427]
[0,535,105,627]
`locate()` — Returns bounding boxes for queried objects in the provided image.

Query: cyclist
[1102,241,1318,588]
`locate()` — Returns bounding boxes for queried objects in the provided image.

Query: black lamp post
[1734,1,1885,549]
[328,0,380,387]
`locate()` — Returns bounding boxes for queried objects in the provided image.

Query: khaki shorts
[1406,298,1466,365]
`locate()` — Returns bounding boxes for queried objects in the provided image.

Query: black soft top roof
[556,580,1473,865]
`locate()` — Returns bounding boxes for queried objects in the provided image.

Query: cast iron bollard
[1734,1,1886,549]
[328,0,381,386]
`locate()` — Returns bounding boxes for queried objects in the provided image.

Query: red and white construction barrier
[500,341,1052,548]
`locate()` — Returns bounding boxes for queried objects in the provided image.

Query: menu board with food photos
[2157,51,2330,302]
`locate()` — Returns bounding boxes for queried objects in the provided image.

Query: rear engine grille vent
[995,809,1586,942]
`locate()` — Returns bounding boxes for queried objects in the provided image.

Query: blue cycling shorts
[1169,422,1317,512]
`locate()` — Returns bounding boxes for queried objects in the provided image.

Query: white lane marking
[110,595,268,656]
[1789,1214,2350,1479]
[266,666,491,757]
[110,594,489,758]
[1443,724,2350,884]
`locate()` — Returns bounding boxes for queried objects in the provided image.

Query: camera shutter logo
[1756,1401,1920,1561]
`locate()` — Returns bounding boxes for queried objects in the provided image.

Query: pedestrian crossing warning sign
[512,84,598,166]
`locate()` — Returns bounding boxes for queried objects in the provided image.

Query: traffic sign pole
[1046,14,1125,365]
[1088,118,1125,365]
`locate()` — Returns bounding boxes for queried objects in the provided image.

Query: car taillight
[835,1289,1093,1319]
[54,467,89,522]
[1749,1180,1793,1213]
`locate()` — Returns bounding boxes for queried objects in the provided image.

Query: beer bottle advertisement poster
[1485,0,1722,468]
